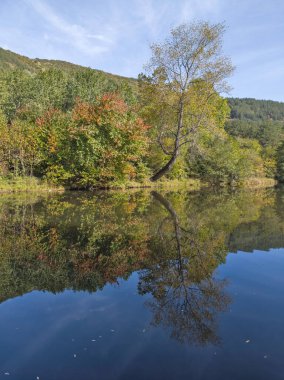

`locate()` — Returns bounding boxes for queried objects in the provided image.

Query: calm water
[0,188,284,379]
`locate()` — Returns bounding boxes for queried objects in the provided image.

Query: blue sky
[0,0,283,101]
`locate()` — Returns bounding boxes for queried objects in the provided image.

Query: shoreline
[0,177,64,194]
[0,176,277,194]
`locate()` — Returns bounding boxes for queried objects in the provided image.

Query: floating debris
[264,355,268,359]
[142,329,146,333]
[245,340,250,343]
[4,373,10,376]
[73,354,77,358]
[91,339,96,342]
[99,336,102,338]
[110,329,115,332]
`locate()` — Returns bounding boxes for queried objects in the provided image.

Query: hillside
[225,98,284,147]
[2,46,284,119]
[0,47,136,86]
[227,97,284,121]
[1,46,284,148]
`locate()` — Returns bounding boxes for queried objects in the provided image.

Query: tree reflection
[138,191,230,345]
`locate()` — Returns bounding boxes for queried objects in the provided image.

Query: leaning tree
[140,22,234,181]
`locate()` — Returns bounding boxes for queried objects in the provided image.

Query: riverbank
[0,176,202,193]
[102,178,202,191]
[0,177,64,193]
[0,176,276,193]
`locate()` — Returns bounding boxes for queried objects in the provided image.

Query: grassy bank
[0,176,202,193]
[105,178,202,191]
[0,176,277,193]
[109,177,277,191]
[0,177,64,193]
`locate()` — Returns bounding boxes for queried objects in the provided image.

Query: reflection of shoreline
[0,189,283,344]
[228,222,284,253]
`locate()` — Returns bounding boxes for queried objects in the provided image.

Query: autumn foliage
[0,93,150,188]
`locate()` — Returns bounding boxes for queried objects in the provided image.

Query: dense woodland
[1,23,284,189]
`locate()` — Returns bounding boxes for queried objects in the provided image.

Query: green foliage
[225,119,284,147]
[0,69,33,122]
[0,60,148,188]
[224,98,284,180]
[0,46,137,88]
[0,176,61,192]
[139,22,234,181]
[187,129,266,184]
[0,89,149,188]
[228,97,284,121]
[0,109,42,176]
[0,67,137,122]
[35,95,149,188]
[276,142,284,182]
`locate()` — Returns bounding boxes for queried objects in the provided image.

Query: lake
[0,188,284,379]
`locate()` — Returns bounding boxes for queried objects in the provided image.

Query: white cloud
[135,0,169,37]
[25,0,114,55]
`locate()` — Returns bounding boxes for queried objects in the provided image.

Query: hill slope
[0,47,135,85]
[227,97,284,122]
[1,46,284,122]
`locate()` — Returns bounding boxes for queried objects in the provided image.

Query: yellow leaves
[122,163,136,179]
[47,133,58,153]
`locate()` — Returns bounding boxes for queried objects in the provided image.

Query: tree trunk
[151,191,183,274]
[150,150,179,181]
[150,99,184,182]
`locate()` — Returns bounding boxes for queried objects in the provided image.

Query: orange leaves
[36,109,60,128]
[72,93,129,124]
[136,117,151,131]
[71,93,150,142]
[100,93,128,114]
[72,99,97,124]
[27,92,151,186]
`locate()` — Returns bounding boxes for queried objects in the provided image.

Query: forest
[1,22,284,190]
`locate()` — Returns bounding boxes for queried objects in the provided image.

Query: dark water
[0,188,284,379]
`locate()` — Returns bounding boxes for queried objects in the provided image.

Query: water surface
[0,188,284,379]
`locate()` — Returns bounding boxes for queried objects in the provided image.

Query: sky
[0,0,283,101]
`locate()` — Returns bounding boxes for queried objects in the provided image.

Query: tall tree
[140,22,234,181]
